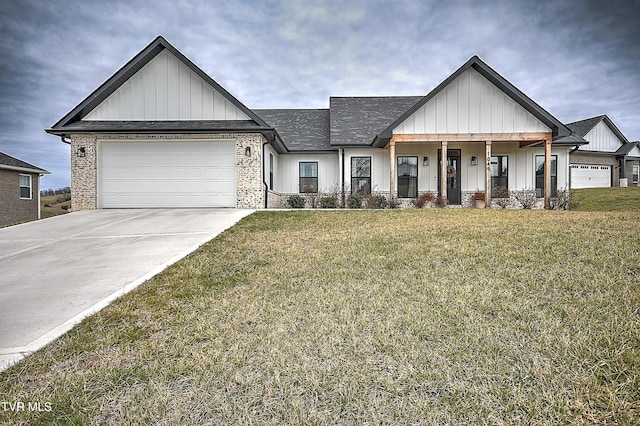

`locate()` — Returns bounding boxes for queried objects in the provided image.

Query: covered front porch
[387,132,555,208]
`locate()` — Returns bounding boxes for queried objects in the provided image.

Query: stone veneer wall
[70,133,265,211]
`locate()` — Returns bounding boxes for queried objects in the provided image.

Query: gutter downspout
[37,174,42,220]
[262,141,269,208]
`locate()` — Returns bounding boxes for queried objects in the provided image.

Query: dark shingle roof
[254,109,331,151]
[0,152,49,174]
[566,115,629,144]
[566,115,605,137]
[615,141,639,156]
[330,97,423,146]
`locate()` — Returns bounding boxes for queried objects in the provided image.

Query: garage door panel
[99,140,236,208]
[570,164,611,189]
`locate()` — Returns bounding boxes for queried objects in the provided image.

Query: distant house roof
[566,115,629,144]
[0,152,50,174]
[373,56,574,147]
[254,109,331,151]
[330,97,423,147]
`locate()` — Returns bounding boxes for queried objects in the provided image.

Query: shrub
[515,189,537,209]
[492,186,510,209]
[388,196,400,209]
[412,192,435,208]
[56,194,71,203]
[347,194,362,209]
[366,194,388,209]
[320,196,337,209]
[550,189,570,210]
[472,191,485,201]
[434,196,448,208]
[286,195,306,208]
[61,204,70,210]
[43,203,51,208]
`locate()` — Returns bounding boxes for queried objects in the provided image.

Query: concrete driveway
[0,208,253,371]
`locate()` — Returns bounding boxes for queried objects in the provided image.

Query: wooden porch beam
[544,137,552,209]
[441,141,448,201]
[485,141,492,207]
[392,132,551,142]
[389,139,396,199]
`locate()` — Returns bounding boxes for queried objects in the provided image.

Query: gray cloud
[1,0,638,189]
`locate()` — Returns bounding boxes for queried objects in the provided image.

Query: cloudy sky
[1,0,638,190]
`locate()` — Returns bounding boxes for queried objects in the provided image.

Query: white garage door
[99,140,236,208]
[570,164,611,189]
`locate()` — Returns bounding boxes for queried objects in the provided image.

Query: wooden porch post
[441,141,448,200]
[544,136,552,209]
[389,139,396,199]
[485,140,492,207]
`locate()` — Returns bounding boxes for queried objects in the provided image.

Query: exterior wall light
[245,146,251,157]
[423,156,429,166]
[470,156,478,166]
[77,146,86,157]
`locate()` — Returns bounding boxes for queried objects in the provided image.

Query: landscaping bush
[434,196,448,208]
[320,196,337,209]
[412,192,434,208]
[515,189,537,209]
[550,189,570,210]
[366,194,388,209]
[492,186,510,208]
[61,204,70,210]
[388,196,400,209]
[286,194,306,208]
[347,194,362,209]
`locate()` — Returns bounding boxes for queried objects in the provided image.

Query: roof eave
[0,164,50,174]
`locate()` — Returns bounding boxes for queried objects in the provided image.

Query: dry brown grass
[1,210,638,424]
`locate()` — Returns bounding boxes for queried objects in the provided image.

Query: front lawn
[1,210,638,424]
[571,186,640,211]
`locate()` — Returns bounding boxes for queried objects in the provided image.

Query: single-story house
[566,115,640,188]
[0,152,50,226]
[48,36,606,210]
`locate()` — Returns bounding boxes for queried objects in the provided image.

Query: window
[269,154,274,190]
[19,174,32,199]
[351,157,371,195]
[299,162,318,193]
[633,165,639,184]
[535,155,557,197]
[490,156,508,197]
[397,156,418,198]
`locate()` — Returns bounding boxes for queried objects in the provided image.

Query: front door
[438,149,462,205]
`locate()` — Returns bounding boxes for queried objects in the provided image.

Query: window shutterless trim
[19,174,32,200]
[351,156,371,195]
[299,161,318,193]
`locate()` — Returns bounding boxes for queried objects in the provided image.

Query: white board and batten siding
[278,153,339,194]
[393,68,550,135]
[85,50,250,121]
[579,121,623,152]
[98,139,236,208]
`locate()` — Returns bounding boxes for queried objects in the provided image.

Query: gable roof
[0,152,50,174]
[566,115,629,144]
[255,109,331,151]
[330,97,423,147]
[373,56,573,147]
[46,36,278,142]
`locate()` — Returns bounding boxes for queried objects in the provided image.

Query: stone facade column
[235,134,265,209]
[70,135,98,211]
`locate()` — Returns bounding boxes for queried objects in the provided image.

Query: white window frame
[19,174,32,200]
[633,165,639,184]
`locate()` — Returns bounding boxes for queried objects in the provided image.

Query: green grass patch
[1,210,638,424]
[571,186,640,211]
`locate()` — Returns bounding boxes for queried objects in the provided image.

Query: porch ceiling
[390,132,551,144]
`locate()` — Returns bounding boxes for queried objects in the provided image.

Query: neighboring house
[47,36,592,210]
[567,115,640,188]
[0,152,50,226]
